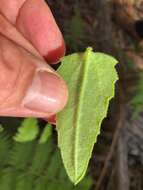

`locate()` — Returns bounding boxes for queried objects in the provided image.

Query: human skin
[0,0,68,119]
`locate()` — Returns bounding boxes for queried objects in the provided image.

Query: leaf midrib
[73,49,91,181]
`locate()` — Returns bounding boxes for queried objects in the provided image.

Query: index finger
[0,0,65,63]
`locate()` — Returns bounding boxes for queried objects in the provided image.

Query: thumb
[0,35,68,118]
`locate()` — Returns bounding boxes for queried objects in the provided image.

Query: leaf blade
[57,48,118,184]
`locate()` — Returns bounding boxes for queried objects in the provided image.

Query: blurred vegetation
[0,119,92,190]
[65,8,85,51]
[131,72,143,118]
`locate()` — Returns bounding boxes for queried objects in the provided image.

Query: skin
[0,0,68,119]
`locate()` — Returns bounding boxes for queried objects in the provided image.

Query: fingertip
[44,39,66,64]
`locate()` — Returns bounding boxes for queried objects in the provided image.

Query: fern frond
[45,181,68,190]
[34,177,48,190]
[0,169,17,190]
[0,124,4,132]
[15,175,34,190]
[76,177,92,190]
[30,139,53,174]
[0,132,11,168]
[45,150,62,180]
[39,124,52,144]
[0,123,92,190]
[131,72,143,118]
[59,164,69,180]
[14,118,39,142]
[9,141,36,170]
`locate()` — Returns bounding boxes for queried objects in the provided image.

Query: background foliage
[0,119,92,190]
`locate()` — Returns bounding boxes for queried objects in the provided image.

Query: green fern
[0,132,11,168]
[0,168,18,190]
[65,8,85,51]
[131,72,143,118]
[9,141,36,170]
[30,140,53,174]
[0,119,92,190]
[39,124,52,144]
[14,118,39,142]
[34,177,48,190]
[15,175,34,190]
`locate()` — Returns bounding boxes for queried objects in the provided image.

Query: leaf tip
[86,47,93,52]
[68,169,87,185]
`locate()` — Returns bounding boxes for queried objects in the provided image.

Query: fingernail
[22,70,68,114]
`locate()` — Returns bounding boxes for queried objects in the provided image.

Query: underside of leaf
[57,48,118,184]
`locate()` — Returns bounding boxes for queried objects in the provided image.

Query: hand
[0,0,68,118]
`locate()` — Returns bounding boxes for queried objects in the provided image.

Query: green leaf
[0,169,17,190]
[76,177,92,190]
[0,133,11,167]
[57,48,118,184]
[0,124,3,133]
[34,177,47,190]
[130,72,143,118]
[9,141,36,170]
[15,175,34,190]
[0,123,92,190]
[14,118,39,142]
[45,150,62,180]
[30,140,53,174]
[39,124,52,144]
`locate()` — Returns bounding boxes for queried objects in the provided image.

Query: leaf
[45,151,62,180]
[0,124,92,190]
[34,177,47,190]
[30,140,53,174]
[0,124,3,133]
[39,124,52,144]
[14,118,39,142]
[15,175,34,190]
[0,169,17,190]
[9,141,36,170]
[0,132,11,167]
[57,48,118,184]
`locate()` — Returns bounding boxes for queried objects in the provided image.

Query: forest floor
[48,0,143,190]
